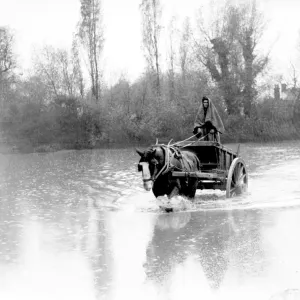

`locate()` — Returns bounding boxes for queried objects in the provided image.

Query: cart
[172,141,248,198]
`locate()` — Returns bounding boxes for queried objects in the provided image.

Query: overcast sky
[0,0,300,84]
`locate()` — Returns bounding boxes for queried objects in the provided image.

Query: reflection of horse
[156,212,191,231]
[136,144,201,207]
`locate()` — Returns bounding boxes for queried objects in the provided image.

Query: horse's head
[136,145,165,191]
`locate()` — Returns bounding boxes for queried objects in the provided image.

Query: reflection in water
[0,217,97,300]
[247,159,300,208]
[156,211,191,230]
[0,199,22,266]
[145,212,214,299]
[146,208,267,295]
[105,211,157,300]
[270,289,300,300]
[260,208,300,293]
[1,142,300,299]
[83,204,112,298]
[162,255,213,300]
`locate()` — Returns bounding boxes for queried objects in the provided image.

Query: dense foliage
[1,72,299,153]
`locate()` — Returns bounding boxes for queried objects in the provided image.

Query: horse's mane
[147,144,200,171]
[143,145,159,156]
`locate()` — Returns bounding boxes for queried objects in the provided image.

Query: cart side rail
[172,171,227,181]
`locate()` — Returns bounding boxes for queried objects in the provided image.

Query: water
[0,141,300,300]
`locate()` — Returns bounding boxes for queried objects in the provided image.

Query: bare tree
[167,16,177,102]
[71,36,85,99]
[290,62,298,90]
[140,0,162,96]
[179,17,192,83]
[33,46,61,98]
[78,0,104,103]
[57,49,75,97]
[33,45,84,100]
[0,27,15,77]
[0,27,16,115]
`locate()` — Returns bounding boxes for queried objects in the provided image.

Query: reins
[171,133,210,148]
[150,145,174,182]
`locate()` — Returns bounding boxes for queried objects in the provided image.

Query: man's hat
[202,96,209,101]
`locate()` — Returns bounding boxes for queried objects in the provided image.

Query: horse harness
[140,145,186,183]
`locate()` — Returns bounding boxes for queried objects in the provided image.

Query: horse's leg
[167,185,180,199]
[152,183,165,198]
[152,178,169,198]
[182,178,198,201]
[188,179,198,200]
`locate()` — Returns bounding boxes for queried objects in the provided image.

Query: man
[193,96,225,143]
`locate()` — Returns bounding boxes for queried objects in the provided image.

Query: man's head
[202,96,209,108]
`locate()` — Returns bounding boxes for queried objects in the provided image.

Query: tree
[236,1,269,116]
[140,0,162,96]
[195,3,243,115]
[19,75,48,106]
[0,27,17,122]
[33,45,84,100]
[0,27,15,77]
[179,17,192,82]
[71,36,85,99]
[33,46,62,98]
[195,0,269,116]
[166,16,177,102]
[57,49,75,97]
[289,62,298,90]
[78,0,104,103]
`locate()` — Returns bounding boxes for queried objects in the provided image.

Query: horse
[136,143,201,210]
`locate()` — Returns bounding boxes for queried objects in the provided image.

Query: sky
[0,0,300,85]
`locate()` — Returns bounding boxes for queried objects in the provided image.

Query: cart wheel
[226,157,248,198]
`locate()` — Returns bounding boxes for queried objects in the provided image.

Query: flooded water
[0,141,300,300]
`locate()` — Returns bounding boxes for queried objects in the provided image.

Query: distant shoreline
[1,137,300,154]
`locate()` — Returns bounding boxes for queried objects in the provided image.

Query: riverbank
[2,135,300,154]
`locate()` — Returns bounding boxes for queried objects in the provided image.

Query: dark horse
[136,144,201,210]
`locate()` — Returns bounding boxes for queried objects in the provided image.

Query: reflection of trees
[0,198,23,266]
[49,199,112,298]
[194,210,234,289]
[225,209,269,282]
[146,209,267,290]
[0,149,145,298]
[105,210,157,299]
[1,190,111,298]
[80,204,112,298]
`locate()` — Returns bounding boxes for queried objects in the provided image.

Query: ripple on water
[269,289,300,300]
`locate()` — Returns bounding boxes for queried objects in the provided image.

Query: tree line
[0,0,300,153]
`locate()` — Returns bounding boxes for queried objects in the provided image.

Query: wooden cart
[172,141,248,198]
